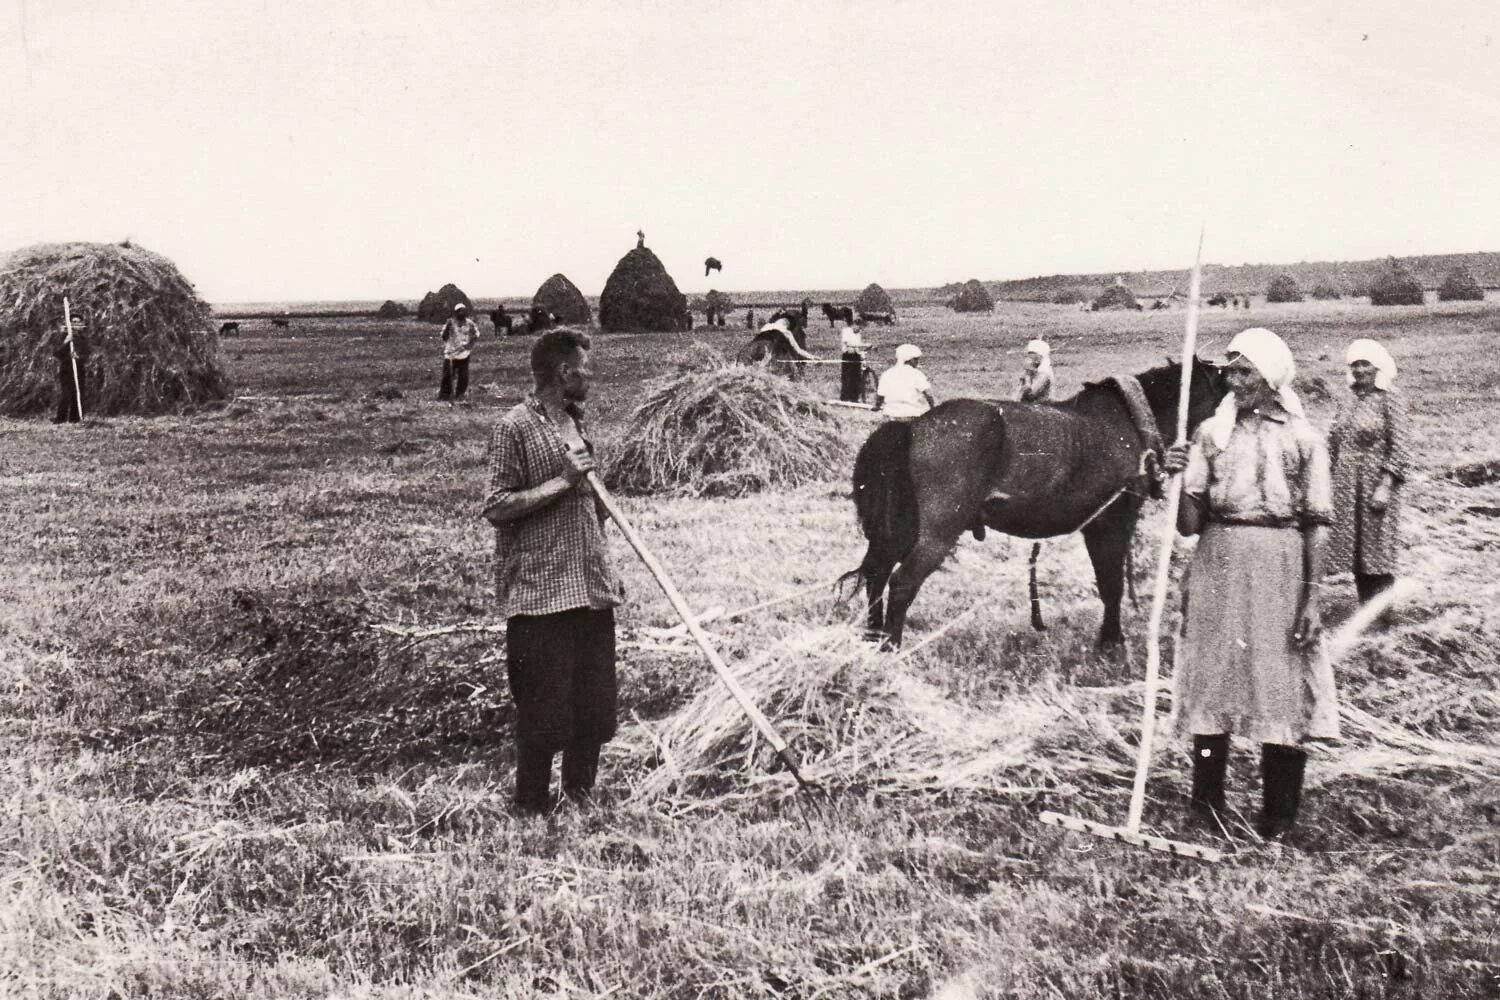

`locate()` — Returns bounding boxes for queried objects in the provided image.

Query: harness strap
[1102,375,1167,499]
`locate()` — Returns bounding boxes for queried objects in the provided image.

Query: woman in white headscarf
[1162,327,1340,842]
[1018,339,1053,402]
[1327,339,1410,608]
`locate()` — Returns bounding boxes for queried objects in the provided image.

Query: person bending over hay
[604,364,845,498]
[0,241,229,418]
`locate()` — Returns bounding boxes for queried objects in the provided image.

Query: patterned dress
[1327,388,1411,576]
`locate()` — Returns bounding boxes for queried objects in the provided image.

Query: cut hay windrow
[603,364,848,498]
[0,241,230,417]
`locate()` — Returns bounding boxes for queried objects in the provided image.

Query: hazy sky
[3,0,1498,303]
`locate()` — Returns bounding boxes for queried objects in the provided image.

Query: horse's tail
[838,420,919,598]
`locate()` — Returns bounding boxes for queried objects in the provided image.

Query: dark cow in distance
[219,321,240,336]
[490,306,513,335]
[822,302,855,327]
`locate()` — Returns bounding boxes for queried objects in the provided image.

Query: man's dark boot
[513,742,554,815]
[1257,743,1308,840]
[561,742,602,802]
[1189,734,1230,830]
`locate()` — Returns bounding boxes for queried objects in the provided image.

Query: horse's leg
[1081,500,1137,646]
[1028,541,1045,631]
[863,554,895,637]
[883,528,959,649]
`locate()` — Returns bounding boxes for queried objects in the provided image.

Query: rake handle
[62,296,84,422]
[586,473,810,787]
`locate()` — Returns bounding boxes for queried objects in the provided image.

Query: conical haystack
[416,283,472,322]
[376,299,409,319]
[854,283,894,317]
[0,241,230,417]
[949,279,994,313]
[532,273,592,324]
[599,246,687,332]
[1091,284,1139,310]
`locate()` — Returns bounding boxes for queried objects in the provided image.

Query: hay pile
[0,241,230,418]
[1369,259,1425,306]
[1091,284,1139,310]
[1266,273,1303,303]
[376,299,409,319]
[1438,266,1484,302]
[1309,280,1343,300]
[599,246,688,332]
[532,273,592,324]
[854,283,894,317]
[416,283,472,322]
[949,279,994,313]
[602,364,846,497]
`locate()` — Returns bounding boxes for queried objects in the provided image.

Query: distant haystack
[1438,266,1484,302]
[0,241,230,417]
[532,273,592,325]
[1091,283,1139,311]
[854,283,895,319]
[1368,258,1425,306]
[1052,287,1087,305]
[416,283,472,322]
[1266,273,1303,303]
[949,279,994,313]
[1309,280,1342,301]
[376,299,409,319]
[599,246,687,332]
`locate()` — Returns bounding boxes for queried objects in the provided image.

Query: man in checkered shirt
[482,328,624,814]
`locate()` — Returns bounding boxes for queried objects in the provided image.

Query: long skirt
[1169,524,1341,745]
[840,352,864,402]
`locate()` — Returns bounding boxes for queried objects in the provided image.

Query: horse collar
[1101,375,1167,498]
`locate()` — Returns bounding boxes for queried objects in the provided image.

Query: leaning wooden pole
[1041,228,1221,863]
[587,473,817,796]
[62,297,84,422]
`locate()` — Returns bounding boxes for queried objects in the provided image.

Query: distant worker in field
[1018,339,1054,402]
[873,343,934,419]
[438,302,480,405]
[52,322,91,424]
[482,328,625,815]
[838,322,870,403]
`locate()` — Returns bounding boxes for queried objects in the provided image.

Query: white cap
[895,343,922,363]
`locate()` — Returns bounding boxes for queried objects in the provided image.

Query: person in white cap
[439,302,481,404]
[1019,339,1053,402]
[838,322,871,402]
[1161,327,1339,842]
[1328,338,1410,609]
[874,344,935,419]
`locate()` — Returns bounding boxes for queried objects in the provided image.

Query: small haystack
[949,279,995,313]
[1438,266,1484,302]
[1091,283,1139,310]
[1266,273,1303,303]
[376,299,409,319]
[599,245,688,332]
[854,282,895,318]
[532,273,592,325]
[0,241,230,418]
[603,364,845,497]
[416,283,472,322]
[1369,258,1425,306]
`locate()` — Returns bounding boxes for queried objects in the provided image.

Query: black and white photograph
[2,1,1497,996]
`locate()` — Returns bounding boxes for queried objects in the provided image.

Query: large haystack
[376,299,409,319]
[416,283,472,322]
[599,246,687,332]
[1369,259,1425,306]
[949,279,994,313]
[532,273,592,324]
[1091,283,1140,310]
[0,241,230,418]
[1438,266,1484,302]
[854,283,894,317]
[603,364,846,497]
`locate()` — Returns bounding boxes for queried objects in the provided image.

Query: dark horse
[841,357,1226,648]
[822,302,855,327]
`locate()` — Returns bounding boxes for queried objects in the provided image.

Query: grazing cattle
[271,318,290,329]
[219,321,240,336]
[858,310,896,326]
[704,256,723,277]
[490,306,513,335]
[822,302,855,327]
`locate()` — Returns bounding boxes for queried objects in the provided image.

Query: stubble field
[1,299,1497,998]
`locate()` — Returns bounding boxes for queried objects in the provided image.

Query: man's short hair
[530,327,592,384]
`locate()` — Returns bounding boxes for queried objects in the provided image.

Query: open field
[2,300,1498,997]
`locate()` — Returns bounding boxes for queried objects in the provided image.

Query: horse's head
[1136,356,1229,442]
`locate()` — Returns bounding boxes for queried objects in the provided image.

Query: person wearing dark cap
[438,302,480,404]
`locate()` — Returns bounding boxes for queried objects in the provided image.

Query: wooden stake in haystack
[587,473,819,799]
[62,296,85,422]
[1041,229,1223,863]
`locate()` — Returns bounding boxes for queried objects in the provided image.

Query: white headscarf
[1024,339,1053,381]
[1205,327,1305,448]
[1345,338,1397,390]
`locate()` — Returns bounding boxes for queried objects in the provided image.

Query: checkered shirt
[483,395,623,618]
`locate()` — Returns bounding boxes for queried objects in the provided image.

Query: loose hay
[0,241,230,417]
[603,364,847,497]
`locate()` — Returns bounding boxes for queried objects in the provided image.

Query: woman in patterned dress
[1163,328,1340,841]
[1327,339,1410,607]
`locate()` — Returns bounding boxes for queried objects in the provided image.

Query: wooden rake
[587,474,824,815]
[1040,230,1223,864]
